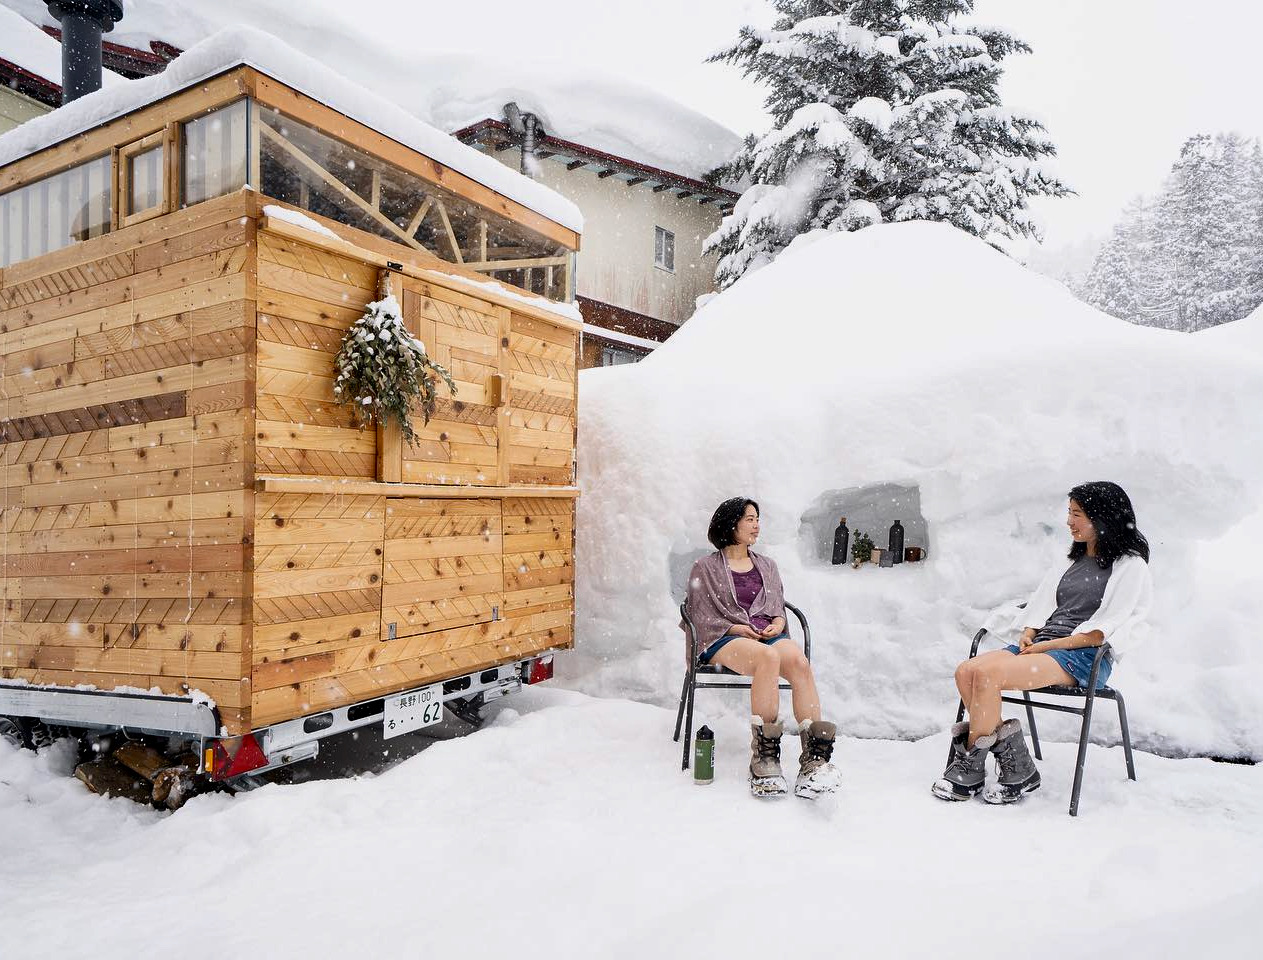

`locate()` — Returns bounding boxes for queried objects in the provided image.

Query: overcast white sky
[417,0,1263,252]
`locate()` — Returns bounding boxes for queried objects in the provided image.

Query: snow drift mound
[573,222,1263,759]
[1200,303,1263,354]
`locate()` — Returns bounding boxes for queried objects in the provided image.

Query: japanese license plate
[383,684,444,740]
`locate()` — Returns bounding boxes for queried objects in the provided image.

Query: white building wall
[0,87,50,136]
[485,151,724,327]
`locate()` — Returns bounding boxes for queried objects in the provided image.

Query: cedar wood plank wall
[0,191,257,734]
[249,230,576,728]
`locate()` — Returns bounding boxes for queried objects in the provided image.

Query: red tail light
[205,733,268,781]
[523,655,554,685]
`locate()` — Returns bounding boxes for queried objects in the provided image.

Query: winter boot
[794,719,842,799]
[749,717,788,797]
[982,718,1041,804]
[931,721,990,801]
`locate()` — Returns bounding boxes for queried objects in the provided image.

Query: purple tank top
[730,566,772,631]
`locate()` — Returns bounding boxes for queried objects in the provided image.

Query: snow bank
[1199,303,1263,354]
[0,24,582,235]
[5,0,742,182]
[2,690,1261,957]
[573,221,1263,760]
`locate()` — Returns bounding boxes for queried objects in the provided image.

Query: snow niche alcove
[799,483,928,565]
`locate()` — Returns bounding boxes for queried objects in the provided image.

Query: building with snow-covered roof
[2,0,743,365]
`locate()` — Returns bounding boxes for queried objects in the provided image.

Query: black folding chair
[952,626,1137,816]
[673,600,811,770]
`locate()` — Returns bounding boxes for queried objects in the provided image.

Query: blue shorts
[700,633,789,665]
[1003,644,1112,689]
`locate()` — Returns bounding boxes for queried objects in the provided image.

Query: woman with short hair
[685,497,840,798]
[933,481,1153,804]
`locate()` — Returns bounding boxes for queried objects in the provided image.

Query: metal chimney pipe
[45,1,124,104]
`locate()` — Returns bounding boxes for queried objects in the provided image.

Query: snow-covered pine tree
[1243,139,1263,316]
[1080,226,1141,324]
[1160,135,1236,331]
[705,0,1070,289]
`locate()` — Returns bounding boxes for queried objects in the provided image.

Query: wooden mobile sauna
[0,57,580,754]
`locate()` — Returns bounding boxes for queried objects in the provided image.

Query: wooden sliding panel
[0,194,257,732]
[381,498,503,639]
[506,312,577,485]
[250,491,386,726]
[398,279,506,485]
[254,230,377,478]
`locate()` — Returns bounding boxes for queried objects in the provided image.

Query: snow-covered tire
[0,716,26,750]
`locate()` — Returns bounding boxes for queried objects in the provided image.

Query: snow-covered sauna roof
[5,0,743,185]
[0,24,583,235]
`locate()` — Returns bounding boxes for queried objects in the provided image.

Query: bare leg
[775,642,821,724]
[711,638,781,724]
[955,650,1020,706]
[966,652,1074,748]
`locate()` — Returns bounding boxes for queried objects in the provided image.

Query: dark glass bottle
[831,517,849,565]
[889,519,905,564]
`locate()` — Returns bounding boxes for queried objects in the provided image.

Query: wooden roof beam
[652,183,671,193]
[697,196,715,205]
[626,177,646,187]
[566,160,586,171]
[597,169,615,179]
[676,190,693,200]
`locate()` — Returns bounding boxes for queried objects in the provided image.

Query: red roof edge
[454,118,738,201]
[0,56,61,108]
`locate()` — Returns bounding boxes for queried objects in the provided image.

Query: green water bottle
[694,726,714,784]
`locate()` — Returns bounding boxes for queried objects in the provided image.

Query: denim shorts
[1003,644,1112,689]
[699,632,789,665]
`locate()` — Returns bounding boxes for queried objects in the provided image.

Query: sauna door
[380,498,503,641]
[385,279,507,485]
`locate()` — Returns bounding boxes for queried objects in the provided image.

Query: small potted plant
[851,531,874,568]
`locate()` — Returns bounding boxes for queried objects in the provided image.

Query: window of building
[0,154,111,267]
[600,344,643,366]
[654,225,675,272]
[119,132,167,226]
[182,99,250,206]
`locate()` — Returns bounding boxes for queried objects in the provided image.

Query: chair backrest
[669,547,710,605]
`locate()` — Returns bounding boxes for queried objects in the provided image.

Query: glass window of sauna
[255,105,570,296]
[120,135,165,224]
[0,154,112,268]
[182,99,249,206]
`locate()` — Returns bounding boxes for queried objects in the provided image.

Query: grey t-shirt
[1034,555,1112,644]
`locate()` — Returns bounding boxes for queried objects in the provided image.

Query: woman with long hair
[933,481,1153,804]
[685,497,840,798]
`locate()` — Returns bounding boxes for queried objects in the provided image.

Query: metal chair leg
[1022,691,1043,761]
[947,698,966,765]
[1068,688,1097,817]
[1115,691,1137,782]
[672,671,690,743]
[681,670,697,771]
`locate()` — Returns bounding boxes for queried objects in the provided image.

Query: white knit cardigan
[1003,552,1153,660]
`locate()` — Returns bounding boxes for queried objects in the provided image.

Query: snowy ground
[1,688,1259,959]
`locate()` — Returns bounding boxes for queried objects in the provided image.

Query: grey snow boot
[749,717,788,797]
[931,721,990,801]
[982,718,1041,804]
[795,719,841,798]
